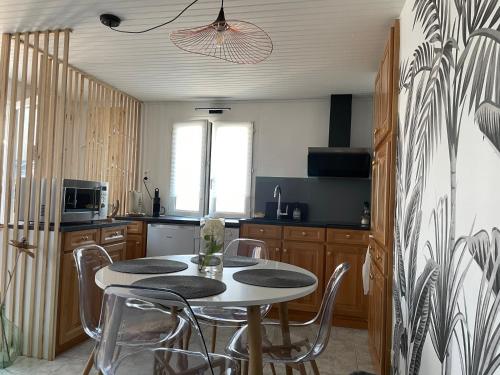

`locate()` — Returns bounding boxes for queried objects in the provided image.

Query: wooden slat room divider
[0,30,141,360]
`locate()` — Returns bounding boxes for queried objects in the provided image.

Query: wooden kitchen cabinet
[368,260,386,371]
[369,19,399,375]
[263,239,282,262]
[241,223,282,239]
[283,226,325,242]
[371,139,392,249]
[57,251,86,353]
[56,225,127,354]
[125,221,147,260]
[373,27,395,149]
[241,223,368,325]
[326,244,367,325]
[282,241,324,312]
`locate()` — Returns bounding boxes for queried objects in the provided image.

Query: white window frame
[208,121,253,218]
[167,121,209,217]
[167,120,254,218]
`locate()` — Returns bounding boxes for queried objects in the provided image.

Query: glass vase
[0,305,21,369]
[197,217,225,275]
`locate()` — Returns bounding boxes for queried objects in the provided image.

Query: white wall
[140,97,373,211]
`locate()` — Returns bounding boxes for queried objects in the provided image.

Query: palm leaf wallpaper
[393,0,500,374]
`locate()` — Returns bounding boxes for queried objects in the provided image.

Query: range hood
[307,95,371,178]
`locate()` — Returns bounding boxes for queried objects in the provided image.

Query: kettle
[361,201,370,226]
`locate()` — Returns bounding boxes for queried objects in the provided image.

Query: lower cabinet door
[264,239,282,262]
[368,261,386,374]
[325,244,368,320]
[126,234,144,260]
[57,251,86,353]
[105,242,126,261]
[282,241,324,312]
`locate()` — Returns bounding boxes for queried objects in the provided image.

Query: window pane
[210,122,253,216]
[169,122,206,214]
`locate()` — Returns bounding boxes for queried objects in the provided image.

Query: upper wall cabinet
[371,139,392,248]
[373,27,396,149]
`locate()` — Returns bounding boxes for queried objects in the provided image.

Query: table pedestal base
[246,305,263,375]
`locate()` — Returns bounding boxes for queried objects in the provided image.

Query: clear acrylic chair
[95,284,239,375]
[225,262,351,375]
[73,245,188,375]
[192,238,271,352]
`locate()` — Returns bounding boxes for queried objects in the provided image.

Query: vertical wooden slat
[25,32,41,356]
[48,29,69,359]
[75,74,84,176]
[11,32,30,327]
[70,70,79,178]
[134,101,141,190]
[63,67,73,178]
[38,29,60,359]
[0,34,11,299]
[124,96,132,212]
[1,33,20,312]
[32,31,50,358]
[84,79,92,179]
[0,30,140,359]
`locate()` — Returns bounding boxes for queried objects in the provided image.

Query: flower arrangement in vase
[198,217,225,274]
[0,238,35,368]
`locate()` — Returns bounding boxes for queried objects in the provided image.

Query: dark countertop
[239,218,370,231]
[114,215,241,228]
[60,219,134,232]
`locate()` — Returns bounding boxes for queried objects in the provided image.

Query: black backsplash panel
[254,176,371,224]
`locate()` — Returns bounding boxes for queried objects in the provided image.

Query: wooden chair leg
[298,363,308,375]
[82,347,95,375]
[310,359,320,375]
[211,325,218,353]
[270,363,277,375]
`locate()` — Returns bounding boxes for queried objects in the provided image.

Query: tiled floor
[0,326,375,375]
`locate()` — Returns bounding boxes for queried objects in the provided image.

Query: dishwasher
[146,224,200,257]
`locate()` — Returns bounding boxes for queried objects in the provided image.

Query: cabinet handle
[283,248,287,253]
[327,251,331,256]
[345,234,351,239]
[301,231,306,236]
[369,272,374,280]
[275,248,280,253]
[259,229,264,233]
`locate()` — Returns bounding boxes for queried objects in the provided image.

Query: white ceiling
[0,0,404,101]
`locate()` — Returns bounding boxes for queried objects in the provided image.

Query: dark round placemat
[190,256,259,268]
[131,275,227,299]
[108,259,188,274]
[233,269,316,288]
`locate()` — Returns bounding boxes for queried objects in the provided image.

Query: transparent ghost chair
[73,245,188,375]
[94,285,239,375]
[225,262,351,375]
[192,238,271,352]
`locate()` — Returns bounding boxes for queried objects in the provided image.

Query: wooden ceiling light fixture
[100,0,273,64]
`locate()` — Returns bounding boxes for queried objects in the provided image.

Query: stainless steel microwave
[61,179,109,223]
[20,178,109,223]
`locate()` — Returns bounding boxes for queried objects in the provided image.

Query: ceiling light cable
[106,0,201,34]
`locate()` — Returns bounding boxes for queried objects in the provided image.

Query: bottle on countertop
[152,188,161,217]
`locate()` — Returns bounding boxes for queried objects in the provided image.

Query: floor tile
[0,326,375,375]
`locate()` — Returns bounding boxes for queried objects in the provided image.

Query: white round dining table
[95,254,318,375]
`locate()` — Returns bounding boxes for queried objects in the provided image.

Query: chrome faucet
[273,184,288,220]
